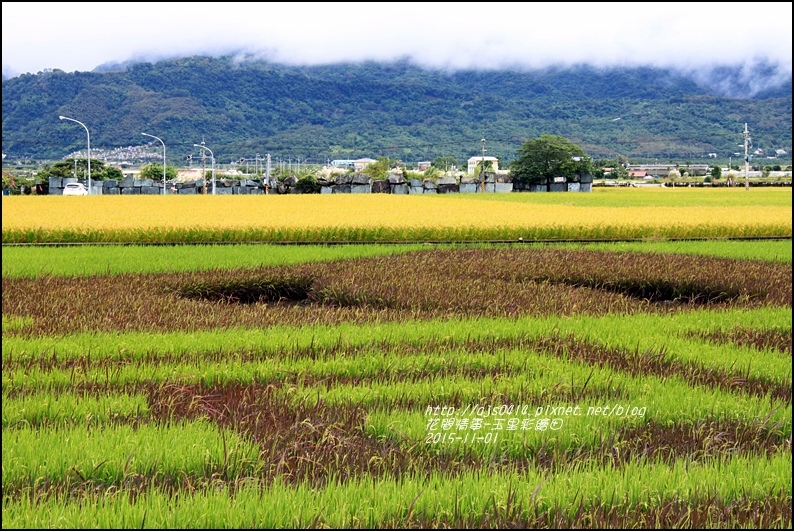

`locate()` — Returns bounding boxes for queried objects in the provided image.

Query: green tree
[709,165,722,179]
[363,157,393,180]
[509,135,592,184]
[607,165,629,180]
[33,167,53,181]
[47,161,74,178]
[591,158,613,179]
[472,160,494,178]
[2,172,40,195]
[295,173,320,193]
[35,158,107,180]
[2,171,17,192]
[104,166,124,181]
[431,156,458,172]
[139,163,178,181]
[422,166,441,179]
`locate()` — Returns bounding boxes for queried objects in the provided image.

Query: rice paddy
[2,189,791,528]
[2,188,791,243]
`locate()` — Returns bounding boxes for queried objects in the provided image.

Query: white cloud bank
[3,2,792,81]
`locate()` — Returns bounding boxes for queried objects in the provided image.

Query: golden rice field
[2,188,791,243]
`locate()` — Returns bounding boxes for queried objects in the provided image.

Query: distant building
[417,161,432,171]
[467,156,499,174]
[353,158,377,171]
[627,164,710,177]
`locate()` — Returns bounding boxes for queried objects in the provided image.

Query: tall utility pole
[265,153,271,194]
[194,143,215,195]
[480,138,486,192]
[743,123,751,191]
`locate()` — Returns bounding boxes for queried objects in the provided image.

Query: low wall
[45,172,603,195]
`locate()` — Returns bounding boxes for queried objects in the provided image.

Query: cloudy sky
[3,2,792,79]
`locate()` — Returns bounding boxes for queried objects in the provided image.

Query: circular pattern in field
[3,248,790,337]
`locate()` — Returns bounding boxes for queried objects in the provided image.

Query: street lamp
[142,133,166,195]
[59,115,91,194]
[193,144,216,195]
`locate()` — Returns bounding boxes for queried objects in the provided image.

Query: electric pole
[265,154,271,195]
[480,138,486,192]
[743,123,751,191]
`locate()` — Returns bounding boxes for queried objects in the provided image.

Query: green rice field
[2,202,792,526]
[2,239,790,279]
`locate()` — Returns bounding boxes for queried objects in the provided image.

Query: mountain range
[2,56,791,166]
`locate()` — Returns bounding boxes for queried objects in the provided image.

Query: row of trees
[32,160,178,182]
[34,159,124,181]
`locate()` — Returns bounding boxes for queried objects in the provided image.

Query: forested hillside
[2,56,791,164]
